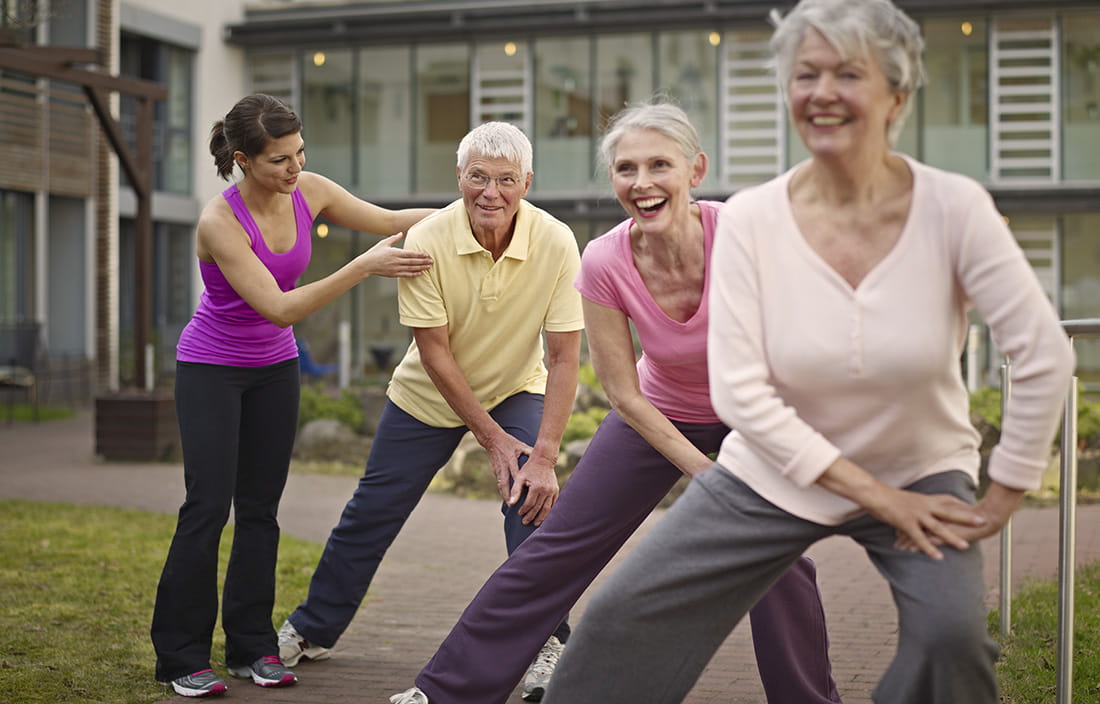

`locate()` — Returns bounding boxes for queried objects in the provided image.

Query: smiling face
[236,131,306,193]
[457,154,532,240]
[608,128,706,236]
[787,28,905,162]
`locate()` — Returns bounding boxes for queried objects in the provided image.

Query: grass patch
[992,561,1100,703]
[0,403,77,423]
[0,499,323,703]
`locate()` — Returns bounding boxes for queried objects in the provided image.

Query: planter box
[94,392,180,461]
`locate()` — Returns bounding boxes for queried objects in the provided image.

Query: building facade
[0,0,248,396]
[226,0,1100,382]
[1,0,1098,401]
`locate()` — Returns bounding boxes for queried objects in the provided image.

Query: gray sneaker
[521,636,564,701]
[227,655,298,687]
[390,686,430,704]
[168,669,227,698]
[277,619,332,667]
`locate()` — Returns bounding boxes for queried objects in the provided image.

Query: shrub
[968,384,1100,452]
[578,361,602,393]
[563,406,609,447]
[298,382,365,431]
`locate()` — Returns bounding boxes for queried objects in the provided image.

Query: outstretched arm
[306,171,435,236]
[585,298,713,477]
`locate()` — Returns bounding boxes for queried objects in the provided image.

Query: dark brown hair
[209,93,302,180]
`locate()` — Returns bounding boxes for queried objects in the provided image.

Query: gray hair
[769,0,926,145]
[456,121,533,175]
[599,100,702,170]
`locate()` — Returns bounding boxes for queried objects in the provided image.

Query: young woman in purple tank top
[151,93,434,699]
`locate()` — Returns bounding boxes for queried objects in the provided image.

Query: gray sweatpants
[543,467,999,704]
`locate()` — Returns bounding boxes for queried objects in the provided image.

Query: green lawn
[1,494,1098,703]
[992,560,1100,703]
[0,499,322,703]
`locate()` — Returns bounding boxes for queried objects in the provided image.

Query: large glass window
[163,46,193,194]
[119,220,194,384]
[921,18,988,180]
[595,34,654,128]
[359,46,412,197]
[416,43,470,195]
[0,188,35,321]
[533,37,594,193]
[1063,12,1100,182]
[303,48,354,188]
[119,34,193,195]
[473,40,529,126]
[1062,213,1100,377]
[247,52,298,108]
[658,31,719,189]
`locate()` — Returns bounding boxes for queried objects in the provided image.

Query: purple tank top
[176,183,313,366]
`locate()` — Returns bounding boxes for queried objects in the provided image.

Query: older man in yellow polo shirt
[278,122,583,698]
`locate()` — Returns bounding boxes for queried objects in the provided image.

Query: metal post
[999,361,1013,639]
[968,324,982,392]
[1057,371,1077,704]
[1055,318,1100,704]
[338,320,351,390]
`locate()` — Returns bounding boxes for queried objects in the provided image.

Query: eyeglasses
[463,172,523,190]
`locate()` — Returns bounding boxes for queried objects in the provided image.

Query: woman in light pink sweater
[543,1,1075,703]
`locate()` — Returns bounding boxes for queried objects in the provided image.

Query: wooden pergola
[0,43,166,388]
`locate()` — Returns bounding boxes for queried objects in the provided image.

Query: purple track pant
[415,410,841,704]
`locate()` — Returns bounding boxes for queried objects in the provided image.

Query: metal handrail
[994,318,1100,704]
[999,364,1012,639]
[1056,318,1100,704]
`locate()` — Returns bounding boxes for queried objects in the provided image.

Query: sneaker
[277,619,332,667]
[168,669,227,698]
[522,636,564,701]
[389,686,430,704]
[227,655,298,687]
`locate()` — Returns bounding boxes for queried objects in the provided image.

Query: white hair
[769,0,926,145]
[456,121,533,174]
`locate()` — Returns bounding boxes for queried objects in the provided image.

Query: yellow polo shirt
[387,198,584,428]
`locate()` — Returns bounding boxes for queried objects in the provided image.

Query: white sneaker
[521,635,564,701]
[390,686,430,704]
[277,619,332,667]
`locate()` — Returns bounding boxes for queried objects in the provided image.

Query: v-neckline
[781,157,918,295]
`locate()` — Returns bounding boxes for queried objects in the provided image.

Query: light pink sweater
[709,156,1075,525]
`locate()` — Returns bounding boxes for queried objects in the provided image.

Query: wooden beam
[16,45,102,65]
[0,45,163,391]
[82,86,148,200]
[133,96,155,390]
[0,47,165,99]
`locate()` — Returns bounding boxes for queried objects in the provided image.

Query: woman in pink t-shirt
[395,103,841,704]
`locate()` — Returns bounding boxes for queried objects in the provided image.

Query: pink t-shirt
[176,183,313,366]
[575,200,722,424]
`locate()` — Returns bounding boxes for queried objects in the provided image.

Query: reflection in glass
[303,48,353,187]
[416,44,470,195]
[474,41,528,129]
[1063,12,1100,181]
[921,18,988,179]
[658,31,718,189]
[533,37,593,192]
[595,34,653,128]
[1062,213,1100,374]
[359,46,412,196]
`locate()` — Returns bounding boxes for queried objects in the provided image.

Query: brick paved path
[3,411,1098,704]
